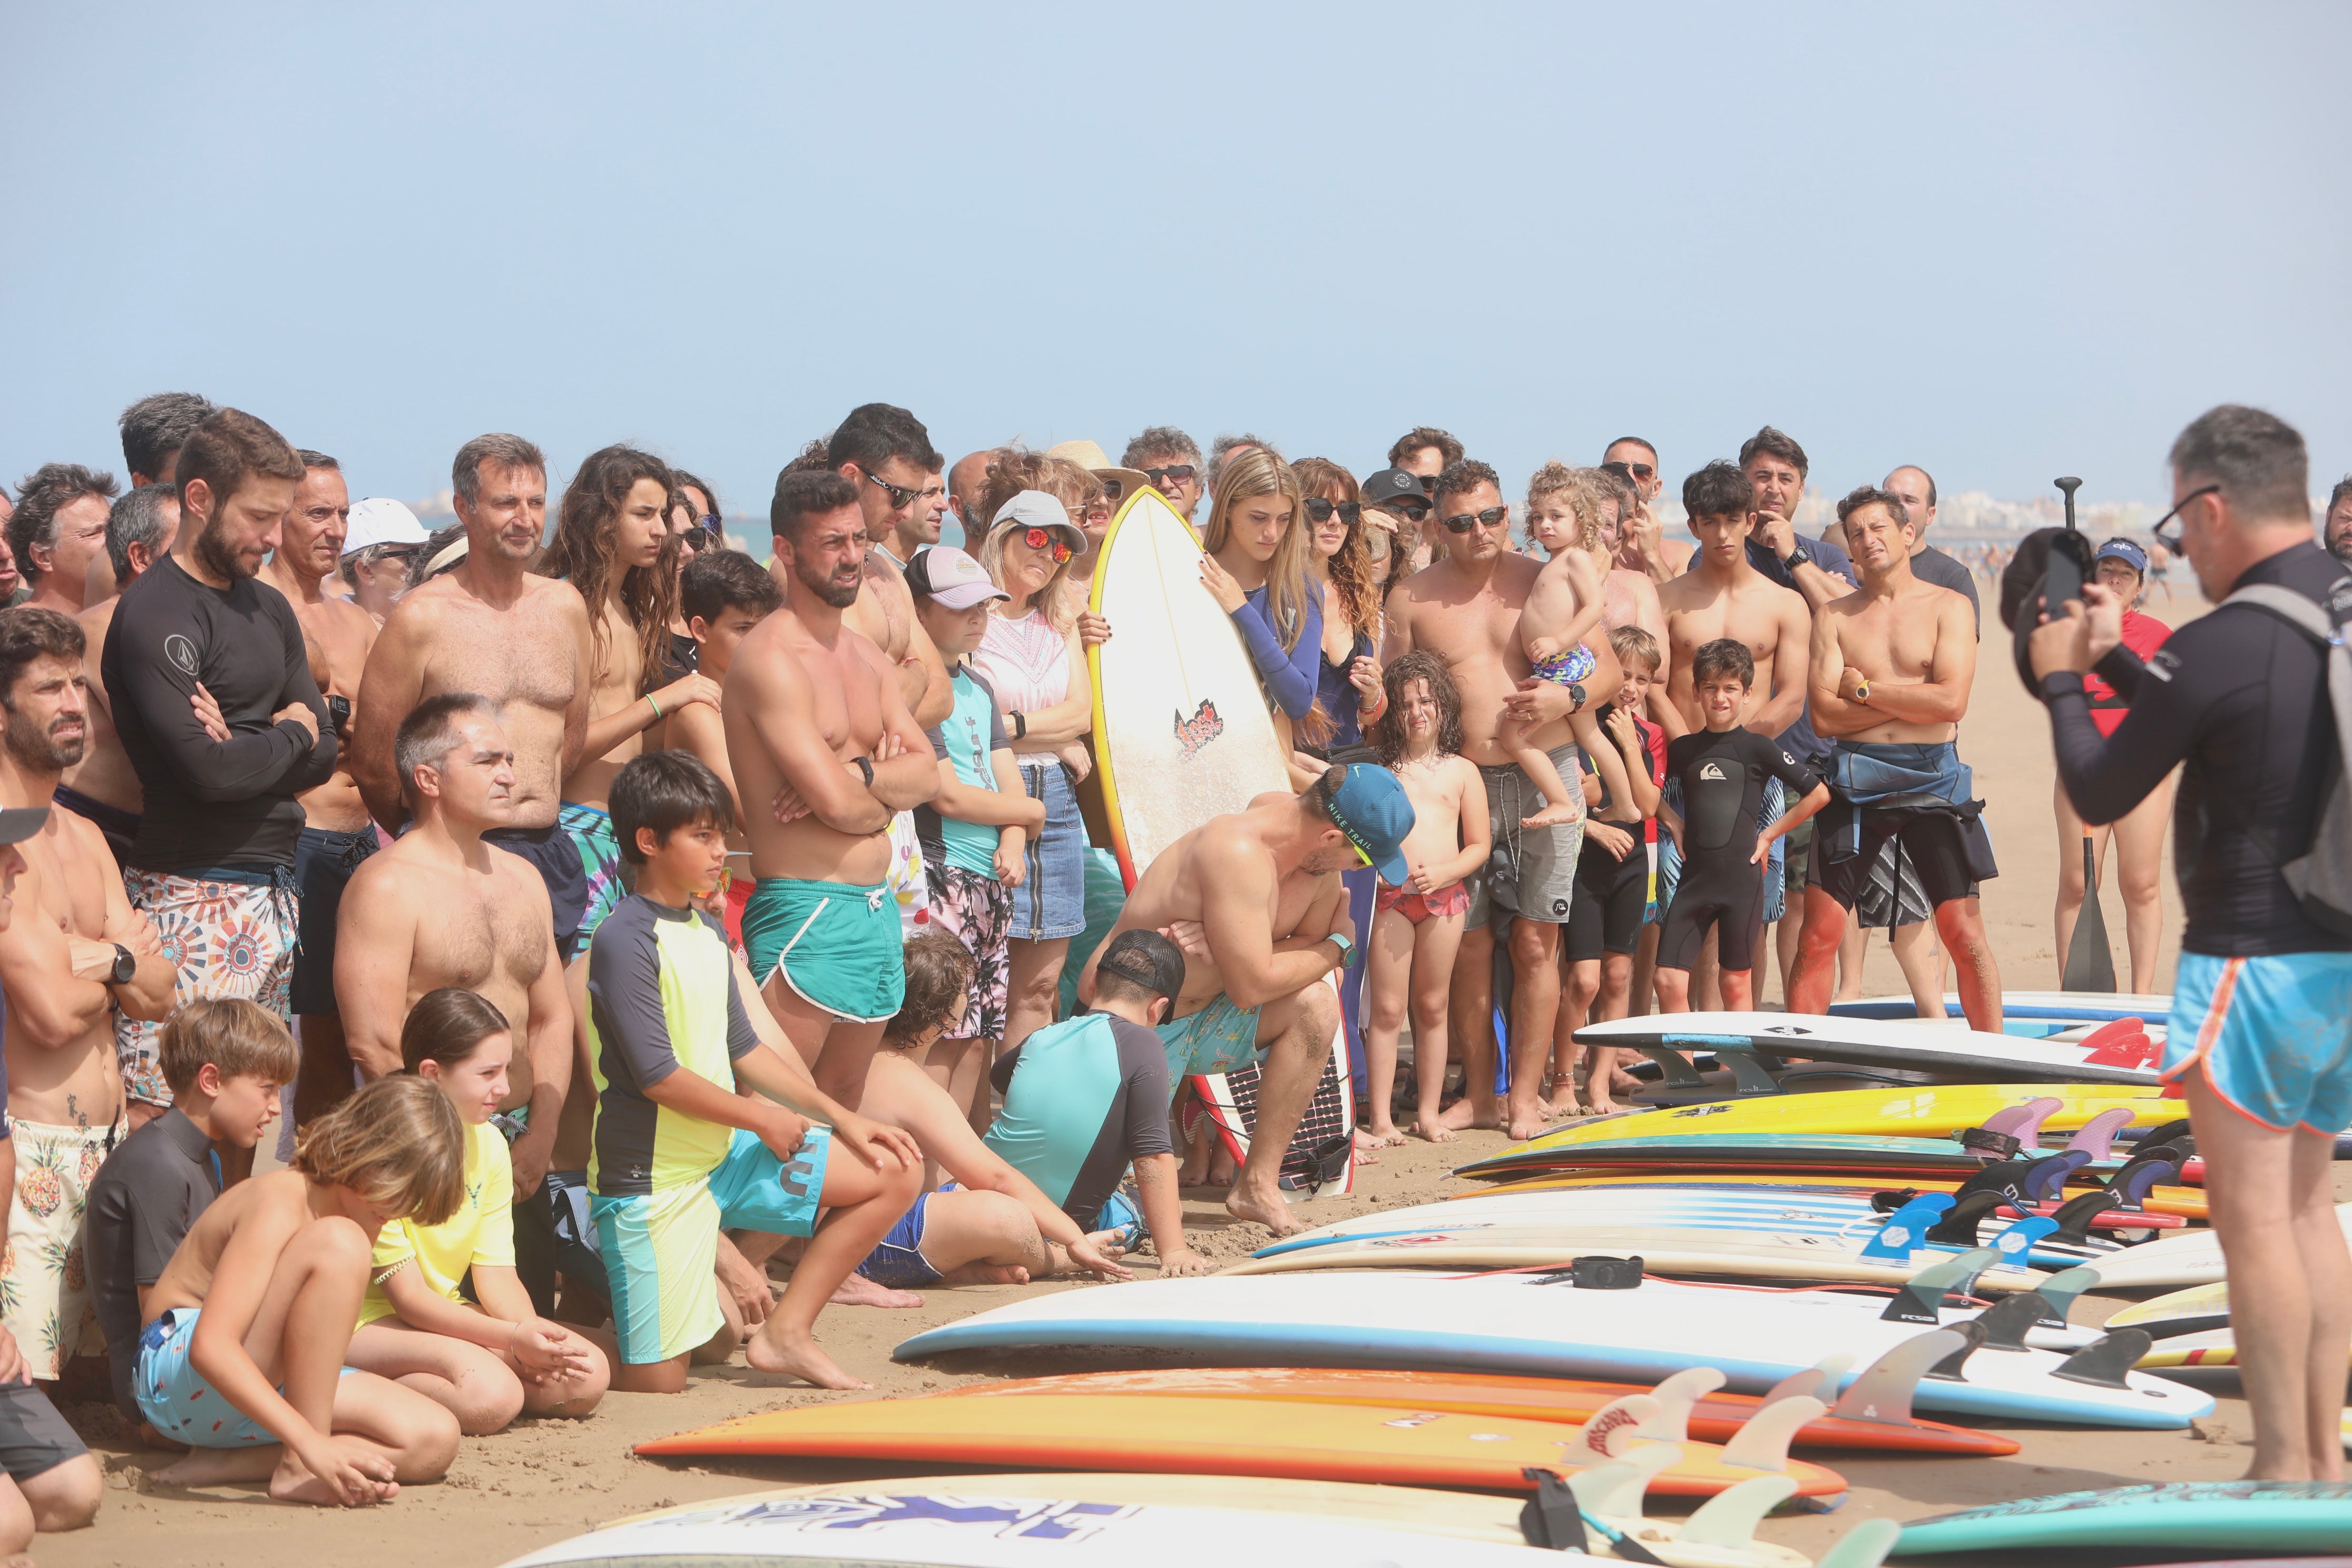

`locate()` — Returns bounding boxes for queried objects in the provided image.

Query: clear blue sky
[5,2,2347,518]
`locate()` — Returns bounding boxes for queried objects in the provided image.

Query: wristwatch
[1780,543,1814,571]
[1567,682,1588,711]
[1323,932,1359,969]
[109,943,135,986]
[1851,678,1871,704]
[853,755,876,789]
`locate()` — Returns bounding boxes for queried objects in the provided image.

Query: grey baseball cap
[989,490,1087,552]
[0,808,48,846]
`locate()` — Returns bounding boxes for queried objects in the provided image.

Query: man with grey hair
[2325,474,2352,567]
[0,491,21,606]
[2032,404,2350,1482]
[116,391,216,489]
[1122,427,1203,522]
[1881,465,1980,632]
[56,485,178,863]
[7,465,118,616]
[1206,432,1276,507]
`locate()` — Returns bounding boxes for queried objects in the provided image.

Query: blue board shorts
[135,1307,353,1448]
[741,877,905,1023]
[859,1186,949,1289]
[593,1125,831,1365]
[2164,952,2352,1135]
[1155,991,1263,1083]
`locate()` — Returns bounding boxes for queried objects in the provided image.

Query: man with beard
[0,607,176,1374]
[726,469,936,1110]
[1603,436,1692,581]
[100,409,334,1116]
[2325,475,2352,567]
[57,484,178,865]
[256,453,383,1128]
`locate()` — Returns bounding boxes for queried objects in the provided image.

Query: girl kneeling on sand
[1363,652,1491,1143]
[345,988,611,1433]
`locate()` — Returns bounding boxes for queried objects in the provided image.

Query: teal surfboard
[1892,1481,2352,1554]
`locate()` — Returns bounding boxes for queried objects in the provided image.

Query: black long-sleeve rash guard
[2042,540,2349,957]
[100,554,336,871]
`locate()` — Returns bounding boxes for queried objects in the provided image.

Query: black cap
[0,808,45,847]
[1097,928,1185,1003]
[1362,468,1425,507]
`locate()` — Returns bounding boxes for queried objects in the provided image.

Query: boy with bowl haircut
[587,751,922,1392]
[85,998,298,1426]
[904,545,1046,1126]
[664,547,783,949]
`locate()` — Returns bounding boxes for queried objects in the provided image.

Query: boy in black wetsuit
[1656,639,1828,1011]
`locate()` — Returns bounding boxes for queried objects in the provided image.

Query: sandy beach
[45,580,2310,1568]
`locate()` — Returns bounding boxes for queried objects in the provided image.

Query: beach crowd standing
[0,393,2336,1539]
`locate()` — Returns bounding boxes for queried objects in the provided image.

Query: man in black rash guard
[100,409,334,1119]
[1655,638,1827,1011]
[2032,404,2351,1483]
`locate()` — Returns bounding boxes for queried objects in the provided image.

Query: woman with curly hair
[542,444,720,948]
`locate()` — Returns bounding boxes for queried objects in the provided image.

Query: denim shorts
[1007,761,1086,941]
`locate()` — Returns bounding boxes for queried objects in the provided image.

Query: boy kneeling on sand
[134,1075,467,1505]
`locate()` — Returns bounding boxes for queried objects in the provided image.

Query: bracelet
[647,692,663,720]
[1011,711,1028,740]
[508,1320,524,1356]
[854,754,875,789]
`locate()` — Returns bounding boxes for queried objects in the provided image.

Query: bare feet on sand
[1359,1122,1407,1149]
[1543,1092,1585,1119]
[152,1447,277,1491]
[1437,1096,1500,1132]
[269,1444,398,1506]
[1226,1183,1304,1238]
[1410,1114,1458,1144]
[746,1326,873,1389]
[829,1271,923,1308]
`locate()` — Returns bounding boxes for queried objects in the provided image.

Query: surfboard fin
[1636,1367,1726,1443]
[1882,1247,2001,1323]
[2033,1266,2099,1327]
[2015,1149,2094,1207]
[1572,1394,1664,1461]
[1677,1474,1800,1550]
[1815,1516,1902,1568]
[1924,1317,1989,1383]
[2101,1154,2178,1213]
[2132,1116,2193,1153]
[1719,1393,1823,1473]
[1718,1048,1783,1095]
[1858,1199,1944,1261]
[1971,1289,2051,1351]
[2052,1329,2150,1389]
[1924,1190,2009,1246]
[1829,1327,1965,1424]
[1984,1213,2058,1264]
[2046,1189,2122,1246]
[1969,1095,2063,1153]
[1573,1442,1681,1522]
[1634,1043,1710,1087]
[2061,1106,2137,1161]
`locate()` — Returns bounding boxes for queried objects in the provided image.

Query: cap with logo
[0,807,46,847]
[904,545,1011,610]
[1045,440,1153,507]
[2092,538,2149,575]
[342,497,429,555]
[989,491,1089,554]
[1321,763,1416,885]
[1095,928,1187,1004]
[1361,468,1426,508]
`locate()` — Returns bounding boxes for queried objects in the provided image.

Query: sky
[5,2,2349,521]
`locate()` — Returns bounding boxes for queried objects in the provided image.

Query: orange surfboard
[930,1366,2017,1456]
[638,1391,1850,1497]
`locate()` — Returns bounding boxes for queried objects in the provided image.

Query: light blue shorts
[135,1307,353,1448]
[2164,952,2352,1135]
[1154,991,1263,1083]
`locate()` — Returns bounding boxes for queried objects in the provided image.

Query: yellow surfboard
[1489,1083,2170,1155]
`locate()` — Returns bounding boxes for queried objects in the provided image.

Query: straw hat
[1046,439,1153,506]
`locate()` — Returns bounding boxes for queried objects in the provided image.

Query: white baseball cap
[342,497,429,555]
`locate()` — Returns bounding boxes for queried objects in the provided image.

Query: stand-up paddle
[2063,828,2117,992]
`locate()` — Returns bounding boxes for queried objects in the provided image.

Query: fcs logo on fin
[1173,699,1224,761]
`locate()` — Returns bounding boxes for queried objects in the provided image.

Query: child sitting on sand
[585,751,922,1393]
[1498,463,1635,829]
[344,987,609,1433]
[1364,652,1491,1143]
[134,1074,467,1506]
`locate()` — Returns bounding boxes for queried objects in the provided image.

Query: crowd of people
[0,390,2342,1534]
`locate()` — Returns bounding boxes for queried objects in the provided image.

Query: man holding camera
[257,450,381,1129]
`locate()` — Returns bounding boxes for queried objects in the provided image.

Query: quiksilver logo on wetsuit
[1699,762,1727,780]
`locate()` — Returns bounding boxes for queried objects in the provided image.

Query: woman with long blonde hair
[1198,446,1322,739]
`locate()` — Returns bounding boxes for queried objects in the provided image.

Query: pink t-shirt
[971,607,1071,763]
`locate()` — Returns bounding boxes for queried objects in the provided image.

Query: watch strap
[854,755,876,789]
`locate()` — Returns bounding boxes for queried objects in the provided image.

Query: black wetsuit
[1660,728,1820,971]
[2044,541,2350,956]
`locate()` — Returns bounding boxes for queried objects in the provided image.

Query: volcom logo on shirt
[164,634,199,675]
[1699,761,1728,781]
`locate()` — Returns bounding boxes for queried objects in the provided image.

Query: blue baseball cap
[2093,538,2149,574]
[1322,764,1415,885]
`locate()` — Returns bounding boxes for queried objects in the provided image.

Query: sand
[48,581,2336,1568]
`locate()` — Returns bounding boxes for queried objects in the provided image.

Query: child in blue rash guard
[904,546,1046,1128]
[586,751,922,1393]
[1655,639,1828,1012]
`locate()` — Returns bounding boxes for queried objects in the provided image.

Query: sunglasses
[1017,526,1075,563]
[1146,465,1196,486]
[2148,483,2220,554]
[1304,498,1362,527]
[861,469,917,510]
[1416,475,1439,495]
[1601,460,1656,483]
[1385,497,1433,522]
[1441,506,1511,534]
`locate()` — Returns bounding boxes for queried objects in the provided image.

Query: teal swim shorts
[742,877,905,1023]
[1154,991,1264,1083]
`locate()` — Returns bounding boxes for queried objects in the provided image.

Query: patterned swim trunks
[117,868,296,1110]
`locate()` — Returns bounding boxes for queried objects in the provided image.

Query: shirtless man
[336,694,571,1212]
[258,453,381,1128]
[1789,487,2001,1031]
[727,469,937,1109]
[1603,437,1692,581]
[354,434,592,964]
[1386,460,1624,1143]
[0,609,176,1380]
[1652,464,1815,743]
[822,405,953,728]
[1079,767,1406,1237]
[542,445,720,956]
[57,484,177,864]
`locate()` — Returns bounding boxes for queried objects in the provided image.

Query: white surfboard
[2084,1202,2352,1289]
[1580,1012,2161,1087]
[1086,486,1291,887]
[897,1271,2212,1429]
[1831,991,2172,1025]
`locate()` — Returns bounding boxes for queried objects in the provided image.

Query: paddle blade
[2062,835,2118,992]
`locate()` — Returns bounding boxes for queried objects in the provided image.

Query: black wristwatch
[854,755,875,789]
[109,943,135,986]
[1780,543,1814,571]
[1567,682,1588,711]
[1011,711,1028,740]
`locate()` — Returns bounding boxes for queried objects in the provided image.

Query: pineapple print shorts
[2,1114,122,1380]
